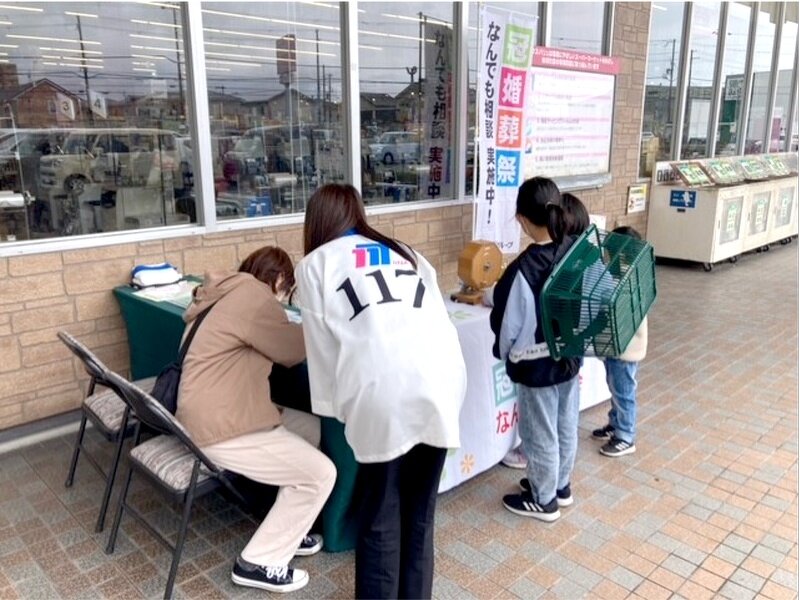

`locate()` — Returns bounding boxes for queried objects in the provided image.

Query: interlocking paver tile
[750,544,787,567]
[505,576,546,600]
[718,579,759,600]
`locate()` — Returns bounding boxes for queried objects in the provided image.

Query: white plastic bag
[131,262,182,288]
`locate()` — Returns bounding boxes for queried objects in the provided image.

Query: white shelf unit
[647,161,797,271]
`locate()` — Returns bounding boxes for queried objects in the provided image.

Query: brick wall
[0,3,652,432]
[0,204,473,431]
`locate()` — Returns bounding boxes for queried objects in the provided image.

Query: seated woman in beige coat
[176,246,336,594]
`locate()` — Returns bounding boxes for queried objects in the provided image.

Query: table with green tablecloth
[113,282,359,552]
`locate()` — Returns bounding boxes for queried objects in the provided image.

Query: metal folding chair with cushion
[103,370,250,600]
[57,331,156,533]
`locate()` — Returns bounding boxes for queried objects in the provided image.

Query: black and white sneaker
[518,479,573,507]
[502,491,560,522]
[231,560,309,593]
[599,437,636,457]
[592,424,614,439]
[295,534,323,556]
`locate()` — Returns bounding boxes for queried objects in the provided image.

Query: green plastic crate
[540,225,657,359]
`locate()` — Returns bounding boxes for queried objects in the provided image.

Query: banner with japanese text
[474,7,536,254]
[423,23,453,200]
[524,47,619,179]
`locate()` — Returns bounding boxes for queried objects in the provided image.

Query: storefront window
[467,3,539,195]
[680,2,721,159]
[201,3,344,219]
[0,2,193,244]
[550,2,605,54]
[771,3,798,152]
[744,2,778,155]
[717,2,752,157]
[358,3,455,205]
[640,2,686,177]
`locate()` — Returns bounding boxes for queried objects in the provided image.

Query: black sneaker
[518,479,573,507]
[502,491,560,522]
[231,561,309,593]
[295,534,323,556]
[599,437,636,457]
[592,424,614,439]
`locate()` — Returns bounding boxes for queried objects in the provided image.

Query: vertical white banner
[423,23,453,200]
[88,89,107,119]
[474,7,536,254]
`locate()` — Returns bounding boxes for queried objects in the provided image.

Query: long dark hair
[516,177,568,243]
[561,192,590,236]
[303,183,418,268]
[239,246,295,297]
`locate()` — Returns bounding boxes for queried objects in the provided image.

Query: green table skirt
[113,284,359,551]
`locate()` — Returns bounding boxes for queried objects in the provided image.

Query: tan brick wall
[0,204,473,431]
[0,4,652,432]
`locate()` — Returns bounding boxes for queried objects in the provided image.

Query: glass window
[0,2,193,244]
[201,3,345,219]
[717,2,752,156]
[640,2,687,177]
[771,3,797,152]
[467,3,539,195]
[680,2,721,159]
[745,2,779,154]
[550,2,605,54]
[358,3,455,205]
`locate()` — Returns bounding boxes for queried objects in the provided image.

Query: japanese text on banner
[474,8,535,254]
[423,24,453,200]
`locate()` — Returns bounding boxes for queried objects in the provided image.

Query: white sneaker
[232,562,309,593]
[501,446,527,469]
[295,534,323,556]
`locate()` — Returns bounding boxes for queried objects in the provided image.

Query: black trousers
[355,444,447,600]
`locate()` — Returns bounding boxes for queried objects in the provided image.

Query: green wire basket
[540,225,657,360]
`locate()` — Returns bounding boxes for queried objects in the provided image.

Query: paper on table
[133,280,200,308]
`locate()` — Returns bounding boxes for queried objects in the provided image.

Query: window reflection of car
[684,137,706,157]
[222,125,312,182]
[39,128,182,196]
[368,131,420,165]
[0,129,68,198]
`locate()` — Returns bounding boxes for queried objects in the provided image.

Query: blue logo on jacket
[353,243,391,268]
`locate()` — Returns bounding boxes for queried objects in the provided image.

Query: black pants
[355,444,447,600]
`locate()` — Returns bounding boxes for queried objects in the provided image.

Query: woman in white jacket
[294,184,466,600]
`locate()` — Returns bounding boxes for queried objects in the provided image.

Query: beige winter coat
[176,271,305,447]
[619,317,648,362]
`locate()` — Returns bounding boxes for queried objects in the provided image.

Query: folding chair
[103,370,251,600]
[58,331,155,533]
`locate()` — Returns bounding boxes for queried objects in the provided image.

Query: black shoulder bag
[151,305,214,414]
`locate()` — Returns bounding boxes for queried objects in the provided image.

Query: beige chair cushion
[129,435,211,492]
[84,376,155,432]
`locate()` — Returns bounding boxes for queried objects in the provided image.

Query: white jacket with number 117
[294,233,466,464]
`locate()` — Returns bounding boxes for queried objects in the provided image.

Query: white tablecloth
[438,299,610,493]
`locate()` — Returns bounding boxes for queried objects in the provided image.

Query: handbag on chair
[151,305,213,414]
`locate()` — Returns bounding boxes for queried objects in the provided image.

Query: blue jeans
[604,358,639,444]
[518,377,579,505]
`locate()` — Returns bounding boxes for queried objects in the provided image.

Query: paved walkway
[0,245,797,599]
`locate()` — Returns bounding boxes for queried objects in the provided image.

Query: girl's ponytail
[546,202,567,244]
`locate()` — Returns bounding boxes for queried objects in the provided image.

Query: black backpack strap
[176,304,214,365]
